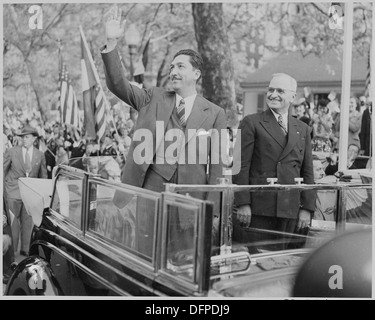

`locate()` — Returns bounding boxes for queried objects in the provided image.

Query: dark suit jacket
[3,146,48,200]
[101,49,227,203]
[233,109,316,219]
[359,107,371,156]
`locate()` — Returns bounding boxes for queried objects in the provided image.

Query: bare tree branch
[227,3,245,30]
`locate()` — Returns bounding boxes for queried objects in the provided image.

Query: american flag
[80,27,108,144]
[59,63,81,128]
[365,47,371,98]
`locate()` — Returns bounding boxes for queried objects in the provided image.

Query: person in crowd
[70,137,87,170]
[348,96,362,148]
[3,125,47,256]
[311,98,333,152]
[312,156,337,222]
[52,123,61,140]
[99,157,122,182]
[325,143,361,176]
[3,133,12,153]
[359,100,372,157]
[359,96,367,114]
[55,140,70,167]
[82,140,101,171]
[44,127,57,179]
[332,96,362,153]
[294,99,311,121]
[313,156,326,181]
[232,73,316,252]
[101,136,118,157]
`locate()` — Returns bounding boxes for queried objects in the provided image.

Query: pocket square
[197,130,211,137]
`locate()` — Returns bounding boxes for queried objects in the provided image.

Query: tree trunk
[192,3,237,128]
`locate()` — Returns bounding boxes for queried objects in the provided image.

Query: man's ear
[194,69,201,81]
[290,93,296,103]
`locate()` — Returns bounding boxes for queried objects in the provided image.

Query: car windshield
[50,158,372,296]
[61,156,122,182]
[56,157,372,261]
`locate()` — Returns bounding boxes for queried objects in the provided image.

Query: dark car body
[4,161,372,297]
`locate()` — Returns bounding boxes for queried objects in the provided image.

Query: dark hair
[299,116,311,126]
[173,49,203,80]
[312,154,321,161]
[350,96,360,111]
[317,98,329,109]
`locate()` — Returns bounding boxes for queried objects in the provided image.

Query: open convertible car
[4,157,372,297]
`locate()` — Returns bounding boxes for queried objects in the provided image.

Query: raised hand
[104,4,126,45]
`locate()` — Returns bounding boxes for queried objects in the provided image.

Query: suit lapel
[279,116,300,161]
[155,92,176,151]
[184,95,209,144]
[260,109,286,148]
[156,91,176,129]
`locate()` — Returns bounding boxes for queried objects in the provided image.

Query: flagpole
[371,1,375,170]
[338,2,353,171]
[57,39,63,126]
[79,26,119,138]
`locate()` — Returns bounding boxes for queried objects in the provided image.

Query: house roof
[240,50,367,90]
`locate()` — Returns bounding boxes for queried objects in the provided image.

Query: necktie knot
[177,99,186,127]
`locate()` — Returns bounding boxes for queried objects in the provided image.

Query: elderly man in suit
[3,124,48,256]
[100,6,227,254]
[232,73,316,252]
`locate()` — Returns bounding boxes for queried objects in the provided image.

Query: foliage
[3,2,372,120]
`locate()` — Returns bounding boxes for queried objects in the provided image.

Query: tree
[192,3,237,127]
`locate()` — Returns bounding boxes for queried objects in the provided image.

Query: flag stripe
[80,27,108,144]
[59,61,80,128]
[365,47,371,98]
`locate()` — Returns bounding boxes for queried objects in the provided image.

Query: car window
[87,181,159,263]
[50,173,83,227]
[163,202,199,282]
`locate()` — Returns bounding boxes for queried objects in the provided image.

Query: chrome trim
[42,214,169,295]
[36,229,167,296]
[32,240,130,296]
[250,248,312,261]
[165,182,372,192]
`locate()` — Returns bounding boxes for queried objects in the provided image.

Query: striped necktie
[177,99,186,127]
[277,114,288,135]
[25,148,32,176]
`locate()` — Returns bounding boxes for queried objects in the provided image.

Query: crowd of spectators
[292,91,372,157]
[3,103,135,179]
[3,90,372,180]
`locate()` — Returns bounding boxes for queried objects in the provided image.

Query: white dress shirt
[22,146,33,164]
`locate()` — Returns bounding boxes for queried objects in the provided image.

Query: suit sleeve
[208,107,227,186]
[232,116,255,206]
[300,125,316,212]
[3,148,12,178]
[101,47,153,112]
[359,110,367,149]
